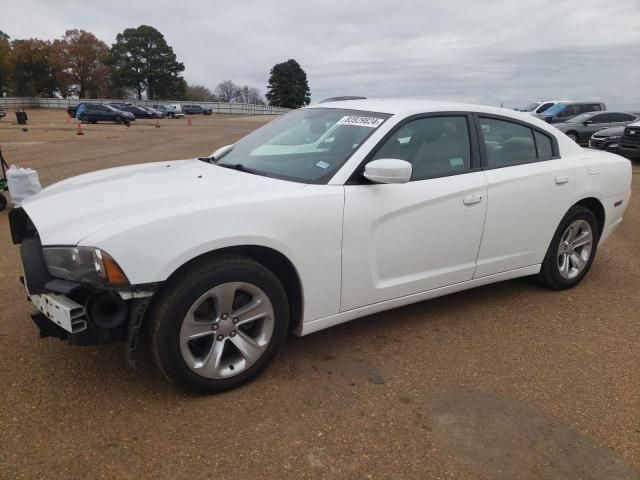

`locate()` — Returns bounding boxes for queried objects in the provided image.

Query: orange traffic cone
[155,118,160,128]
[187,117,192,126]
[76,123,84,136]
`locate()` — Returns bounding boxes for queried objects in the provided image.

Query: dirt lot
[0,109,639,479]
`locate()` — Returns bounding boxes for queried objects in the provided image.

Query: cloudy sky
[3,0,640,109]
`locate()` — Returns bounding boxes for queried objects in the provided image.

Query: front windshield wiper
[215,162,261,176]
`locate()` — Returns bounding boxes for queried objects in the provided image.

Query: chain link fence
[0,97,290,115]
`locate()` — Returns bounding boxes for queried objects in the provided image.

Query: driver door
[340,114,488,311]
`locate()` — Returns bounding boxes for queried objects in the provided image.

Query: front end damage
[9,207,157,367]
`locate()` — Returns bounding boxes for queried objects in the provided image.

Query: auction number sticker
[337,116,385,128]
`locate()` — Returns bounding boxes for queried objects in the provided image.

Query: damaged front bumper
[10,207,159,366]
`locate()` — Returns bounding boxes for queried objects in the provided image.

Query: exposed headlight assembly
[43,247,129,286]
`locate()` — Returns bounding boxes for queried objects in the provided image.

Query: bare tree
[215,80,239,102]
[236,85,264,104]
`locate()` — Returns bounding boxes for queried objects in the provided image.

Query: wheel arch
[160,245,304,334]
[574,197,605,235]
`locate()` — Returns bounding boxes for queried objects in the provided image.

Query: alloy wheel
[179,282,275,379]
[556,219,593,280]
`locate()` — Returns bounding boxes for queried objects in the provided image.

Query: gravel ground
[0,109,638,479]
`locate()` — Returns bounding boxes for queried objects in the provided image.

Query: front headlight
[43,247,129,286]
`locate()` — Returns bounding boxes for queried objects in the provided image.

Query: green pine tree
[265,59,311,109]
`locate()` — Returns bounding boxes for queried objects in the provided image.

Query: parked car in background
[619,121,640,160]
[152,104,184,119]
[139,106,164,118]
[78,104,135,124]
[536,101,606,124]
[553,111,639,144]
[116,105,156,119]
[11,99,632,393]
[518,100,570,115]
[182,104,213,115]
[168,104,183,113]
[589,126,625,153]
[0,105,5,120]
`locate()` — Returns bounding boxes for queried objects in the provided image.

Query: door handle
[555,176,569,185]
[463,195,483,205]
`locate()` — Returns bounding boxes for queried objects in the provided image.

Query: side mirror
[210,144,234,160]
[364,159,412,184]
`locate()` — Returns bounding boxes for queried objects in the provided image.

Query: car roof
[310,97,548,119]
[557,101,604,105]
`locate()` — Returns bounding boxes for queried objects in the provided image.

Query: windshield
[543,104,566,116]
[217,108,391,184]
[524,102,540,111]
[567,113,595,123]
[105,105,120,112]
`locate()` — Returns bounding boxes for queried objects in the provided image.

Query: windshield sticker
[337,115,385,128]
[315,161,331,169]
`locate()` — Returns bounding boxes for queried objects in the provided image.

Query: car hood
[592,126,625,137]
[22,159,305,245]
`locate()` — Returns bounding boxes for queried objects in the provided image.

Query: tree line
[0,26,311,108]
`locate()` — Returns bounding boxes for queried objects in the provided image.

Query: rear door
[580,113,612,142]
[474,114,580,277]
[341,113,488,310]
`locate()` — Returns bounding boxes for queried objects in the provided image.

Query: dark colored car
[589,126,625,152]
[535,101,606,124]
[0,105,5,120]
[78,104,135,124]
[115,105,155,119]
[553,111,639,145]
[182,104,212,115]
[619,122,640,160]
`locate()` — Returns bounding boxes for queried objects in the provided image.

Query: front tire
[538,206,599,290]
[115,115,123,125]
[566,131,579,143]
[148,255,289,393]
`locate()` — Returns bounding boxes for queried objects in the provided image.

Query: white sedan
[10,99,632,393]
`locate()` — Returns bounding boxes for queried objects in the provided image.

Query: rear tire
[147,255,289,393]
[538,206,599,290]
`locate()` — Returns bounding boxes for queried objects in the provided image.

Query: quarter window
[371,116,471,180]
[479,118,537,168]
[534,131,553,160]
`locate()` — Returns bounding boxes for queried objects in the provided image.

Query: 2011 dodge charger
[9,99,632,393]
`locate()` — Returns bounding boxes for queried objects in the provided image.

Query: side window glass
[534,131,553,160]
[591,114,609,124]
[372,116,471,180]
[537,102,553,113]
[479,118,537,168]
[588,104,602,112]
[564,105,580,117]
